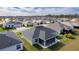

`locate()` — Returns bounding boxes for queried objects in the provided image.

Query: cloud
[0,7,79,16]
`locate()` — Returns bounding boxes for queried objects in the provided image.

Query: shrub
[16,32,21,35]
[22,24,25,27]
[64,33,75,39]
[27,24,33,27]
[56,35,63,39]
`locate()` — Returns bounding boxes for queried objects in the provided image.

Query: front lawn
[4,27,16,30]
[0,26,16,32]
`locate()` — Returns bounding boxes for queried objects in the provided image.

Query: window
[16,45,21,49]
[39,38,44,46]
[46,38,55,46]
[35,39,38,42]
[12,25,14,28]
[9,25,10,27]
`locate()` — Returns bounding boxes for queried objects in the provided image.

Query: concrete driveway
[16,27,30,32]
[16,27,27,32]
[12,27,32,32]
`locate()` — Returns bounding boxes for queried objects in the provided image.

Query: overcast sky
[0,7,79,16]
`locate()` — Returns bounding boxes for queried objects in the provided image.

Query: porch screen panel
[46,38,55,46]
[39,38,44,46]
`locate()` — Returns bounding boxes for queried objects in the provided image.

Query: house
[60,21,73,30]
[23,20,43,27]
[42,22,63,34]
[58,21,73,34]
[21,26,58,48]
[3,21,22,28]
[23,20,33,27]
[43,22,73,34]
[70,18,79,28]
[58,18,70,22]
[15,17,24,22]
[0,31,23,51]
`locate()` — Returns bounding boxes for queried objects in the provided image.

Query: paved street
[12,27,32,32]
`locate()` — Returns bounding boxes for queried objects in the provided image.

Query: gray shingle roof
[0,31,22,49]
[44,22,63,33]
[21,26,58,42]
[32,26,58,40]
[6,21,22,25]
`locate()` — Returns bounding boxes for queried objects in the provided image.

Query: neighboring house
[57,18,70,22]
[23,20,42,27]
[44,20,51,24]
[4,18,10,22]
[0,31,23,51]
[59,21,73,33]
[42,22,63,34]
[60,21,74,30]
[15,17,24,22]
[21,26,58,48]
[70,18,79,28]
[43,22,73,34]
[23,20,33,27]
[3,21,22,28]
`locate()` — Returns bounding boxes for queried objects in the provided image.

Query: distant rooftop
[5,21,22,25]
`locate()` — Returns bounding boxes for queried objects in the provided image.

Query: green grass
[42,48,51,51]
[57,35,72,44]
[0,26,16,32]
[16,32,38,51]
[4,28,16,30]
[58,29,79,45]
[47,42,65,51]
[0,27,5,32]
[33,44,43,50]
[60,38,72,44]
